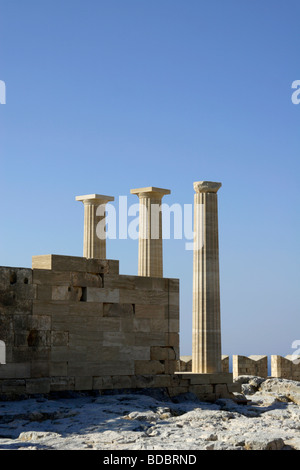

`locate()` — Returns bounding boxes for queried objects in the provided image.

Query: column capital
[130,187,171,199]
[193,181,222,194]
[76,194,115,205]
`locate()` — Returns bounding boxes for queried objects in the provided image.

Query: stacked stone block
[0,255,180,395]
[232,355,268,379]
[271,355,300,381]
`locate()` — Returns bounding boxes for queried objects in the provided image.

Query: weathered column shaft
[192,181,222,374]
[76,194,114,259]
[130,187,170,278]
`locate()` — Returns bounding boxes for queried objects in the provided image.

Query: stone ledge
[32,255,119,275]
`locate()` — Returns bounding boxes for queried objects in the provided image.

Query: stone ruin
[0,182,243,400]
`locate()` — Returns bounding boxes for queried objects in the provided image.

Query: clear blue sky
[0,0,299,358]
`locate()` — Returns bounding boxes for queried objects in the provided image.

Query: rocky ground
[1,376,300,451]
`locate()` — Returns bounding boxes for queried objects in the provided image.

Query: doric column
[130,187,170,277]
[76,194,114,259]
[192,181,222,374]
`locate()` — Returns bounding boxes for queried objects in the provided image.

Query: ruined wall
[232,355,268,379]
[271,355,300,381]
[0,255,180,395]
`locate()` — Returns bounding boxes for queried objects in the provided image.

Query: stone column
[192,181,222,374]
[130,187,170,277]
[76,194,114,259]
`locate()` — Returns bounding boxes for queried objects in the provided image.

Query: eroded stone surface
[0,377,300,450]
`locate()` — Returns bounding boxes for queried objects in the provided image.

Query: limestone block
[103,303,134,318]
[169,319,179,333]
[0,379,26,394]
[50,376,75,391]
[51,331,69,347]
[26,378,50,394]
[28,315,51,331]
[165,304,179,320]
[85,345,120,362]
[168,279,180,292]
[119,289,168,305]
[68,302,104,317]
[75,376,93,391]
[103,331,135,347]
[92,376,104,389]
[222,355,230,373]
[30,361,49,378]
[133,277,154,290]
[227,382,242,393]
[14,333,30,347]
[151,278,169,291]
[133,318,152,332]
[50,362,68,376]
[68,330,105,347]
[33,270,71,286]
[164,360,178,375]
[71,272,103,288]
[51,346,85,363]
[150,375,172,388]
[32,255,87,272]
[151,346,176,361]
[33,300,70,316]
[36,285,52,301]
[68,361,135,376]
[233,355,268,378]
[104,275,136,290]
[86,287,119,303]
[165,332,179,349]
[52,286,82,302]
[214,384,231,398]
[150,318,168,332]
[0,267,32,288]
[135,305,165,319]
[13,314,29,331]
[134,332,166,347]
[110,375,135,389]
[188,384,214,396]
[134,360,165,375]
[135,375,156,388]
[117,346,150,361]
[271,355,293,379]
[12,346,50,363]
[86,259,119,275]
[0,362,31,379]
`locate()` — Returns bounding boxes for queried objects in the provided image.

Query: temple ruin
[0,182,241,400]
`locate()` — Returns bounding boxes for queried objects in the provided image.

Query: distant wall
[271,355,300,381]
[232,355,268,379]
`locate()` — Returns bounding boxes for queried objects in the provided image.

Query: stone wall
[0,255,180,396]
[232,355,268,379]
[271,355,300,381]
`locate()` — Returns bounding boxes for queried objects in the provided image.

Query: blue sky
[0,0,299,357]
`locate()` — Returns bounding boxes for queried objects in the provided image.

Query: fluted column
[130,187,170,277]
[192,181,222,374]
[76,194,114,259]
